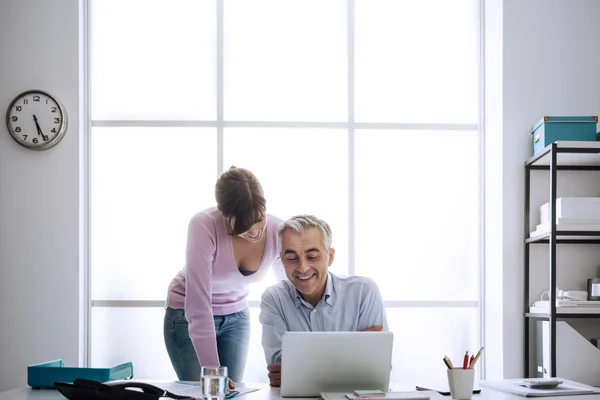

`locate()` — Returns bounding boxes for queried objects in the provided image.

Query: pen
[462,351,469,369]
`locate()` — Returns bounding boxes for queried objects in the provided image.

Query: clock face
[6,90,68,150]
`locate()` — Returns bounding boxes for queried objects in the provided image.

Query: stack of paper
[540,198,600,223]
[532,198,600,237]
[480,378,600,397]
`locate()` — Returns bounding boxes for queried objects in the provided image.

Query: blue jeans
[163,306,251,382]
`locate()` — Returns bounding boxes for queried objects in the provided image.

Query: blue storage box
[27,359,133,389]
[531,116,598,155]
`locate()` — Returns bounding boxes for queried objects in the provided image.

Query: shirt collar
[293,272,335,308]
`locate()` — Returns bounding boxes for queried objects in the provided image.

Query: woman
[164,166,285,383]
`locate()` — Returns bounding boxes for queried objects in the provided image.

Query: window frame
[87,0,485,379]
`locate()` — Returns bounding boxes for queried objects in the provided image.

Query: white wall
[2,0,600,392]
[0,0,85,392]
[484,0,600,379]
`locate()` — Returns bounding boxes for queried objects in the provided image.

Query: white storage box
[534,223,600,235]
[540,197,600,223]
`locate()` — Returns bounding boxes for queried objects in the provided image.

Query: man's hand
[362,325,383,332]
[267,364,281,387]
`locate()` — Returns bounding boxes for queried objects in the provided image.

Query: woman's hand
[228,379,236,390]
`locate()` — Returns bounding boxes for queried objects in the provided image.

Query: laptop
[280,331,394,398]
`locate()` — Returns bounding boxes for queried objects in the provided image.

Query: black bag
[55,379,195,400]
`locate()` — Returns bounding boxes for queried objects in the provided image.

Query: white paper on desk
[156,382,260,399]
[480,379,600,397]
[321,392,433,400]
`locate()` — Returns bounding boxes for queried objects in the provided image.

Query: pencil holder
[447,368,475,400]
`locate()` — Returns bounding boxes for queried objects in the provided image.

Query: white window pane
[355,0,479,124]
[91,307,177,379]
[244,307,268,383]
[355,130,480,301]
[248,268,280,303]
[91,127,217,300]
[91,0,216,120]
[224,0,347,121]
[388,308,479,383]
[223,128,349,301]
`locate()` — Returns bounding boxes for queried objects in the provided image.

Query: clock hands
[32,115,47,141]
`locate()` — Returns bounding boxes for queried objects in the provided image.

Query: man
[259,214,388,387]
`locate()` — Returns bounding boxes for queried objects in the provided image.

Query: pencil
[469,346,484,369]
[443,357,452,369]
[443,355,454,369]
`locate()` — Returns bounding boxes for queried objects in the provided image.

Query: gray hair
[278,214,333,252]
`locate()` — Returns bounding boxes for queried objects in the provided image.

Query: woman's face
[231,216,267,243]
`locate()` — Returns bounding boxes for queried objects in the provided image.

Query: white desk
[2,382,600,400]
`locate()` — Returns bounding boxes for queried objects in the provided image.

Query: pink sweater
[166,207,285,367]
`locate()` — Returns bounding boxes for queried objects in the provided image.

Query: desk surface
[3,382,600,400]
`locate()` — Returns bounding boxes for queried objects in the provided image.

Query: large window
[90,0,482,383]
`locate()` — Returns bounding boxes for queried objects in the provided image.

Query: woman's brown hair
[215,166,266,235]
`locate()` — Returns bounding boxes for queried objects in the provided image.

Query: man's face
[280,227,335,306]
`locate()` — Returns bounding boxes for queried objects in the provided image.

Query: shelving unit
[524,141,600,378]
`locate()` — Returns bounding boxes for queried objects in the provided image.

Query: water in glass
[202,374,227,400]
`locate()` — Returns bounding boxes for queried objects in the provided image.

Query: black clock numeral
[33,95,40,102]
[51,107,57,113]
[22,135,27,140]
[51,128,56,133]
[33,138,38,144]
[15,127,21,133]
[43,135,49,141]
[16,106,22,112]
[11,116,17,122]
[54,118,60,123]
[23,99,28,105]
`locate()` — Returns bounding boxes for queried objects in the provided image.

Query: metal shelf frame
[523,142,600,378]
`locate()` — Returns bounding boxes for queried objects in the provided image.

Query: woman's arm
[184,212,221,367]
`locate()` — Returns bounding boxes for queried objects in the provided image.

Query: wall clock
[6,90,68,150]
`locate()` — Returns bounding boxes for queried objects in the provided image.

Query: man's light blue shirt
[259,272,388,365]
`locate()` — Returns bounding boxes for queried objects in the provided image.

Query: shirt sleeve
[357,278,389,332]
[184,213,221,368]
[259,287,288,365]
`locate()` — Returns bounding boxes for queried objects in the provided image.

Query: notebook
[280,331,394,398]
[346,393,430,400]
[320,392,430,400]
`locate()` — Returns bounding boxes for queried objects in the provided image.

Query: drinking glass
[201,365,228,400]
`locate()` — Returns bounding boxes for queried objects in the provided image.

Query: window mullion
[348,0,355,276]
[217,0,224,175]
